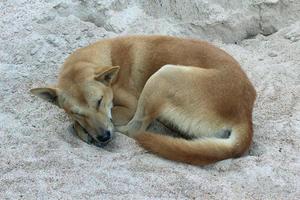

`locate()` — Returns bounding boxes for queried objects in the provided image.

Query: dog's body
[31,35,256,165]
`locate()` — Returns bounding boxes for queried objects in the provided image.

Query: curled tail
[134,123,252,165]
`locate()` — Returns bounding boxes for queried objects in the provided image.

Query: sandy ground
[1,0,300,199]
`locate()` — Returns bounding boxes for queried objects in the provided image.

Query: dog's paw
[115,125,129,135]
[72,122,94,144]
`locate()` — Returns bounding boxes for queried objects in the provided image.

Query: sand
[0,0,299,199]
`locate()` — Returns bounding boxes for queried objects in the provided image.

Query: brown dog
[31,35,256,165]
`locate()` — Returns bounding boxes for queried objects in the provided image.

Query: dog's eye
[97,97,103,109]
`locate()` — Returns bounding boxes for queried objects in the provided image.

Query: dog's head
[30,65,120,146]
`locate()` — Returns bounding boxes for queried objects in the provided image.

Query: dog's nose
[96,130,111,142]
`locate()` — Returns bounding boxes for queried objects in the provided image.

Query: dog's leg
[115,93,157,136]
[118,108,154,137]
[119,64,217,138]
[112,106,134,126]
[117,71,170,137]
[73,122,94,144]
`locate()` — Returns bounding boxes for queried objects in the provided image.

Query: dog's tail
[134,122,252,165]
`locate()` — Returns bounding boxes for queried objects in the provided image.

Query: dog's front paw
[115,125,130,135]
[116,125,142,138]
[72,122,94,144]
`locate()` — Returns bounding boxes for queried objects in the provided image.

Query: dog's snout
[96,130,111,142]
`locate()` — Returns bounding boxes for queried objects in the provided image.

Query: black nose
[96,130,111,142]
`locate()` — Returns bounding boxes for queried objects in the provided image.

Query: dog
[31,35,256,165]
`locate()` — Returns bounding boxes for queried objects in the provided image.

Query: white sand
[1,0,299,199]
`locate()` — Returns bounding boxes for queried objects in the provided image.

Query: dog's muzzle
[68,122,112,147]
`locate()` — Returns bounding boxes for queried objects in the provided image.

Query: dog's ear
[95,66,120,86]
[30,87,60,107]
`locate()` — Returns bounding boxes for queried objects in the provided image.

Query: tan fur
[31,35,256,165]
